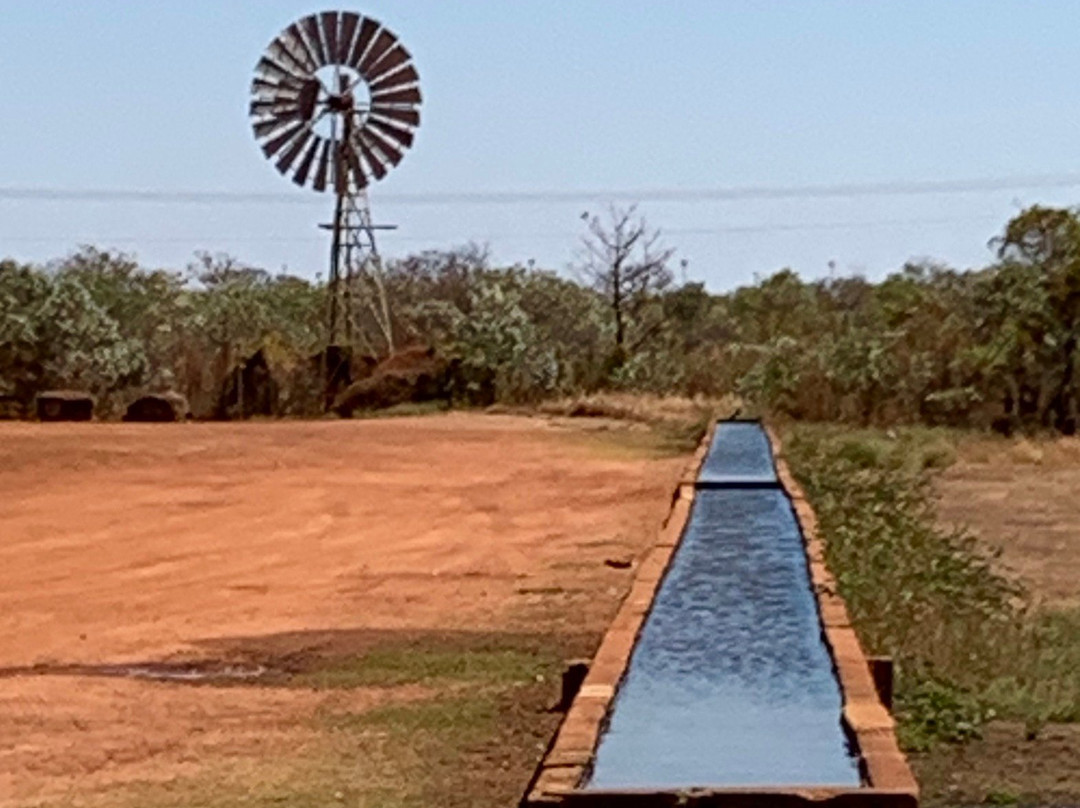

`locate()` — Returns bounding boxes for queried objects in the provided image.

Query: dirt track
[0,414,685,805]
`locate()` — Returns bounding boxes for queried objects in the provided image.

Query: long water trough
[525,421,918,807]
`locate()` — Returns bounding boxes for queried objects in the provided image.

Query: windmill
[249,11,421,404]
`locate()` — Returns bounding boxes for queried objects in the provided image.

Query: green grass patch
[292,647,550,690]
[354,400,453,419]
[561,422,701,461]
[312,672,561,807]
[782,424,1080,752]
[321,693,500,751]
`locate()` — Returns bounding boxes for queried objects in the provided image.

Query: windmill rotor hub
[327,91,354,113]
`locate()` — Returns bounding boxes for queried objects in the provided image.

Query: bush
[783,425,1080,750]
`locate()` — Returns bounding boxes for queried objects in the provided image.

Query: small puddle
[586,422,860,789]
[0,661,268,683]
[92,662,269,682]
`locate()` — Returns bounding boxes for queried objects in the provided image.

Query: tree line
[2,204,1079,433]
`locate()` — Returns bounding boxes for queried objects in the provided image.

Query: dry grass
[533,391,738,427]
[940,433,1080,609]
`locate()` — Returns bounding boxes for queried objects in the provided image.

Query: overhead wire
[0,172,1079,207]
[0,214,1006,246]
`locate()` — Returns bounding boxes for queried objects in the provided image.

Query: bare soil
[0,414,685,807]
[920,435,1080,806]
[937,436,1080,609]
[914,722,1080,807]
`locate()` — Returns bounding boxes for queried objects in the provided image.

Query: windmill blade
[250,97,299,117]
[250,100,278,117]
[261,120,307,159]
[361,126,404,166]
[365,44,410,83]
[251,91,299,111]
[300,14,328,66]
[249,85,302,111]
[362,123,406,165]
[354,132,388,180]
[312,138,333,192]
[256,55,305,85]
[296,78,321,121]
[369,64,419,94]
[268,39,310,78]
[251,89,300,109]
[253,114,300,138]
[348,17,381,68]
[275,128,314,175]
[256,105,328,139]
[292,136,322,188]
[320,12,340,65]
[283,22,319,73]
[276,31,316,76]
[370,86,422,106]
[252,76,302,96]
[367,116,414,149]
[358,30,398,77]
[338,12,361,64]
[369,105,420,127]
[253,112,302,141]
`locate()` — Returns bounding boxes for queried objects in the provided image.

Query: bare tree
[577,204,675,368]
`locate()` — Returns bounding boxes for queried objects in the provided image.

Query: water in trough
[697,419,778,486]
[586,423,860,789]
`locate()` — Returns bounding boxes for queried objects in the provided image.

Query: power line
[0,214,1006,246]
[0,173,1079,207]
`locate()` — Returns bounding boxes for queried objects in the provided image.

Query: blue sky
[1,1,1078,289]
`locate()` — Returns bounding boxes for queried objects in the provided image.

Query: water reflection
[586,424,859,789]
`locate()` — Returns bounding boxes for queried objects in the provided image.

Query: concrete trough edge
[522,420,918,808]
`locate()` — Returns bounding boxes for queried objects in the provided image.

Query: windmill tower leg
[324,188,350,411]
[343,190,396,357]
[323,188,397,411]
[328,190,346,346]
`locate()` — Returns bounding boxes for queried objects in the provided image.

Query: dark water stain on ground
[586,424,859,789]
[0,660,267,683]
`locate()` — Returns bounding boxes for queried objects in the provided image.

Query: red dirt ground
[0,414,685,806]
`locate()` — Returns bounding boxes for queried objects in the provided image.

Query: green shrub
[895,674,987,752]
[784,425,1080,750]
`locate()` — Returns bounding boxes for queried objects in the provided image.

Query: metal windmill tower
[249,11,422,402]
